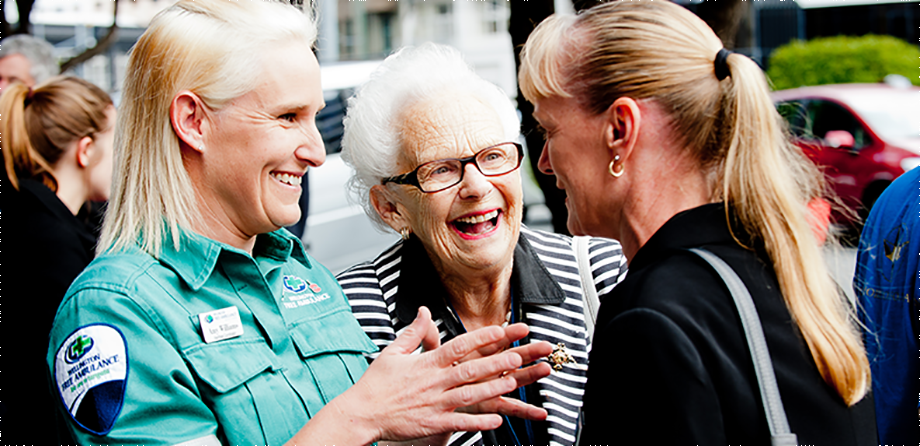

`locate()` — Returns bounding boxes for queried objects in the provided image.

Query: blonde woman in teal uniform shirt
[46,2,552,445]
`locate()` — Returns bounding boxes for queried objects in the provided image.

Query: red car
[773,83,920,223]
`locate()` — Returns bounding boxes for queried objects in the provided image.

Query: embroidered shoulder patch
[54,324,128,435]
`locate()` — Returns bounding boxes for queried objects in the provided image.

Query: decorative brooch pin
[547,342,577,371]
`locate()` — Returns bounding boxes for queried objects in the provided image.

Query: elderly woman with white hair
[337,43,628,446]
[45,2,554,445]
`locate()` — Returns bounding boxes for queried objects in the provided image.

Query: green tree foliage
[767,34,920,90]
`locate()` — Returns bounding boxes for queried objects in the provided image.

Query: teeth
[455,210,499,224]
[271,172,302,186]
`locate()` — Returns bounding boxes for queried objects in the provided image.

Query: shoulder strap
[574,236,600,342]
[687,248,798,446]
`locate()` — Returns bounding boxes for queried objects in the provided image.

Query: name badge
[198,306,244,343]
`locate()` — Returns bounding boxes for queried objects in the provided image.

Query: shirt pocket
[183,338,306,445]
[287,309,377,407]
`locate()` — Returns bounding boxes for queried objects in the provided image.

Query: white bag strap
[688,248,798,446]
[574,236,600,342]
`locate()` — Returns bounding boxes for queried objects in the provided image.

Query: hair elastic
[714,48,733,81]
[24,87,34,106]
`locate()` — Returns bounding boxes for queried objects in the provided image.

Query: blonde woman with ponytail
[2,76,114,445]
[519,1,874,444]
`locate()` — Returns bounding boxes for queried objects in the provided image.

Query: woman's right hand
[286,307,551,446]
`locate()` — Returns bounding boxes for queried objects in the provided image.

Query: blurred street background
[2,0,918,288]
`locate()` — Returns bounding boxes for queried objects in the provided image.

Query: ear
[170,90,209,154]
[370,184,410,232]
[75,136,94,168]
[603,97,642,162]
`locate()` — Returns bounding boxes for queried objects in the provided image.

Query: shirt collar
[629,202,756,271]
[395,231,566,327]
[158,228,310,291]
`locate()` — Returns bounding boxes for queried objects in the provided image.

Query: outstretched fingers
[470,395,549,420]
[502,361,552,389]
[386,307,436,355]
[507,340,553,365]
[430,325,507,368]
[462,323,531,359]
[440,373,518,409]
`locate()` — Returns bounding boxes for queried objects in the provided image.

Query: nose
[537,141,554,175]
[296,123,326,167]
[457,162,492,199]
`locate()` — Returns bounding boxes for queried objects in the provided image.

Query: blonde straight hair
[100,0,316,257]
[519,1,869,406]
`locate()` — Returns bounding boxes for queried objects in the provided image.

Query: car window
[777,100,809,138]
[317,89,352,155]
[807,100,869,150]
[845,92,920,141]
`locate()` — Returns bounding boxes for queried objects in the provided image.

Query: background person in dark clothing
[1,76,114,445]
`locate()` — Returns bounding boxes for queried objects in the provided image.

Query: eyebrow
[274,102,326,113]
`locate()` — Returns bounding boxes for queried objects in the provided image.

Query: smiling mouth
[451,209,501,237]
[271,172,303,187]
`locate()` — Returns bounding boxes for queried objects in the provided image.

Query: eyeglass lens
[417,143,520,192]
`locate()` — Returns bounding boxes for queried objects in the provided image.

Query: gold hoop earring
[400,227,410,240]
[608,155,625,178]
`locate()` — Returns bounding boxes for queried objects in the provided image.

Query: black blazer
[579,203,875,446]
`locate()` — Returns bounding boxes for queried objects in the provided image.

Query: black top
[2,179,97,444]
[579,203,876,445]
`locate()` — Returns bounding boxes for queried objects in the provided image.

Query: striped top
[337,226,627,446]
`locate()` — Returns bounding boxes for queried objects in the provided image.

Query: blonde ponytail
[721,54,869,405]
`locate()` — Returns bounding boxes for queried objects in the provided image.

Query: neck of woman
[440,263,514,333]
[51,167,89,216]
[617,162,711,261]
[190,199,258,254]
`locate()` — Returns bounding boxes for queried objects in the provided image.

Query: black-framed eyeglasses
[381,142,524,193]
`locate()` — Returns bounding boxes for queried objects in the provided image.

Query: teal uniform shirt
[46,229,377,445]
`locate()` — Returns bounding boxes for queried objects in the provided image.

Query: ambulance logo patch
[54,324,128,435]
[65,335,94,364]
[281,274,329,309]
[283,275,308,293]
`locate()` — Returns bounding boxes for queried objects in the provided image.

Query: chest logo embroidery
[281,275,328,308]
[283,275,308,293]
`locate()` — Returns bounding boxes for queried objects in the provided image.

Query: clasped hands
[338,306,553,444]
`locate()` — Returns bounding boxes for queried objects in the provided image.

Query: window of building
[482,0,506,34]
[433,3,453,44]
